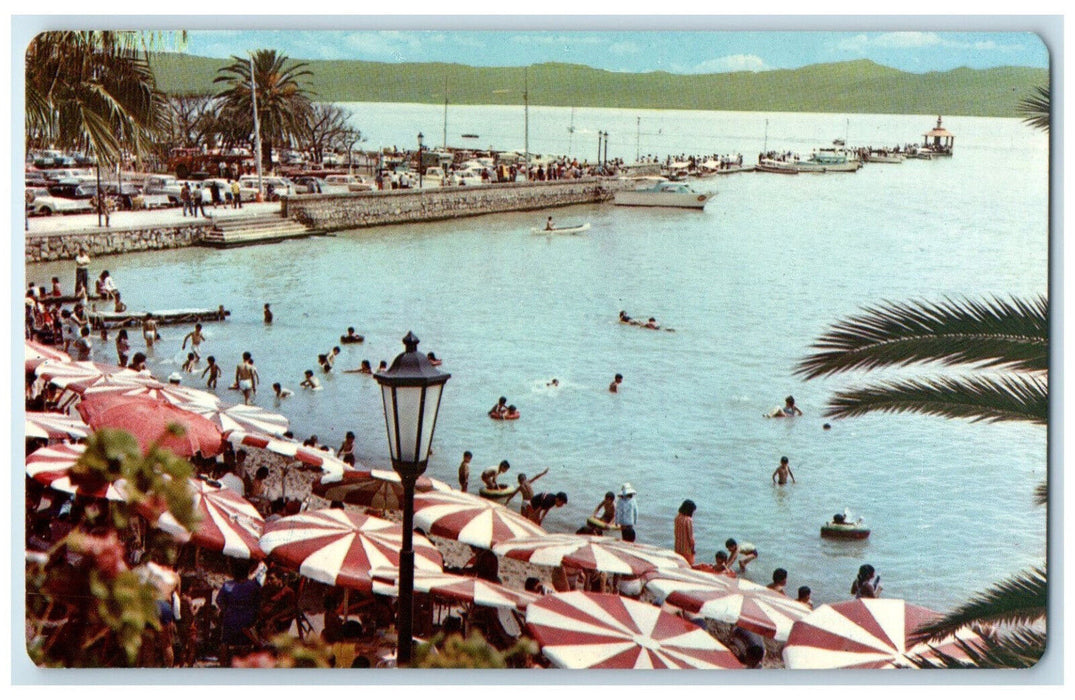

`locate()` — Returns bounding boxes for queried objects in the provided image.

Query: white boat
[866,151,905,164]
[758,149,861,174]
[613,179,711,209]
[530,223,591,235]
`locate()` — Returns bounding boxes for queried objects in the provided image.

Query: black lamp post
[374,332,450,665]
[417,132,424,189]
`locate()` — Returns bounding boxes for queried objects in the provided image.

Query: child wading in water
[202,356,222,389]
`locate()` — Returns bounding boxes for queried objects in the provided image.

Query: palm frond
[909,628,1046,669]
[1034,481,1048,506]
[1017,85,1050,133]
[796,296,1048,380]
[910,567,1046,644]
[824,374,1048,424]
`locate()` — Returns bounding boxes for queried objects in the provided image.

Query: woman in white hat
[615,483,638,540]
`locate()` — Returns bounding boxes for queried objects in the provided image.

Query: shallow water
[26,107,1049,613]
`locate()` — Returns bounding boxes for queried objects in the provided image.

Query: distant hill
[149,53,1047,118]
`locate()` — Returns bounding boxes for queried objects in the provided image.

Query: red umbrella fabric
[80,381,217,406]
[25,411,90,441]
[258,509,443,591]
[314,469,452,510]
[494,533,690,576]
[369,568,539,611]
[76,393,225,458]
[525,591,743,669]
[783,598,988,669]
[644,570,810,642]
[226,430,349,476]
[25,443,128,501]
[139,477,265,559]
[413,490,547,550]
[82,385,290,436]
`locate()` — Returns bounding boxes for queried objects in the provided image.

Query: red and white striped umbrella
[495,534,690,576]
[413,490,547,550]
[25,443,127,501]
[226,430,349,476]
[783,598,988,669]
[81,381,218,406]
[36,360,155,390]
[259,509,443,591]
[77,394,225,458]
[369,568,539,611]
[25,411,90,441]
[314,469,452,510]
[645,571,810,642]
[25,339,71,371]
[525,591,743,669]
[139,477,265,559]
[184,402,290,437]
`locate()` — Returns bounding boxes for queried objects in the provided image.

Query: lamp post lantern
[417,132,424,189]
[374,332,450,665]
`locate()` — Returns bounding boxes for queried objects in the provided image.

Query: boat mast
[636,116,641,162]
[763,118,768,153]
[250,54,263,196]
[524,67,529,181]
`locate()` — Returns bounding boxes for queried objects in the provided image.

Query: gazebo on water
[922,115,955,156]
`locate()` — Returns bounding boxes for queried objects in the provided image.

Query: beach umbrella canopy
[76,394,225,458]
[413,489,547,550]
[645,571,810,642]
[139,477,265,559]
[783,598,988,669]
[35,360,154,389]
[259,509,443,591]
[25,339,71,371]
[525,591,743,669]
[80,381,218,406]
[494,533,690,576]
[26,443,128,501]
[226,430,349,476]
[184,401,291,437]
[314,469,452,510]
[25,411,91,441]
[369,567,539,611]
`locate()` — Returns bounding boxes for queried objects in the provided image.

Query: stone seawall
[25,223,212,263]
[283,179,618,232]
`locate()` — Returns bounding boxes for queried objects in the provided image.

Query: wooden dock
[89,306,230,329]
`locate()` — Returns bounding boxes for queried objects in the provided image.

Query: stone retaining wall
[283,179,619,232]
[25,224,212,263]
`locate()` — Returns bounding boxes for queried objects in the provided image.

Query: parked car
[26,187,94,216]
[47,180,96,200]
[205,178,258,203]
[292,176,328,194]
[143,175,183,205]
[239,175,298,200]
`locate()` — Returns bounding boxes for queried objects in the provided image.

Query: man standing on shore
[74,247,90,296]
[235,351,259,405]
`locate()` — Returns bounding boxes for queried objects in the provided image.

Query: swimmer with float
[767,395,803,418]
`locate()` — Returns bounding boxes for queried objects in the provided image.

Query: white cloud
[673,54,770,74]
[509,34,605,47]
[838,31,1013,55]
[873,32,944,48]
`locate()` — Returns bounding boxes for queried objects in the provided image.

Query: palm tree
[213,49,314,172]
[796,295,1048,668]
[1017,85,1050,133]
[25,31,173,168]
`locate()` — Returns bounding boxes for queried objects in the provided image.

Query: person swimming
[300,370,322,390]
[427,351,442,366]
[345,359,373,374]
[489,396,509,419]
[341,327,364,343]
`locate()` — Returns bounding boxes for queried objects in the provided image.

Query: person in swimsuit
[481,460,511,490]
[767,568,788,596]
[182,323,205,362]
[773,395,803,417]
[851,564,881,599]
[609,374,623,392]
[511,468,549,512]
[527,492,568,526]
[797,586,813,609]
[592,491,617,524]
[772,456,796,485]
[300,370,321,390]
[182,353,197,373]
[458,451,473,492]
[343,327,363,342]
[263,303,273,324]
[545,216,555,231]
[115,329,130,367]
[142,313,158,349]
[202,356,222,389]
[235,352,259,404]
[272,382,293,398]
[725,538,758,572]
[489,396,509,419]
[345,359,373,374]
[337,431,355,460]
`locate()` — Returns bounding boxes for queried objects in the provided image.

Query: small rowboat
[820,521,871,540]
[530,223,591,235]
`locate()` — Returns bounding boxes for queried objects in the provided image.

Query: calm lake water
[26,105,1049,613]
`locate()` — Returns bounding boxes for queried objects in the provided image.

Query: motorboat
[866,150,906,164]
[613,179,711,209]
[794,149,863,172]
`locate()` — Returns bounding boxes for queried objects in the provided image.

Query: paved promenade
[24,201,283,237]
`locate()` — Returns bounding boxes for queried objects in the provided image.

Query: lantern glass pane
[380,384,399,461]
[393,385,424,463]
[418,383,443,462]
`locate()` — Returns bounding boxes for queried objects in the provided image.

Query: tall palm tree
[213,49,314,172]
[25,31,173,167]
[1017,85,1050,133]
[796,295,1048,668]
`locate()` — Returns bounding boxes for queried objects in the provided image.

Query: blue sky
[183,29,1050,74]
